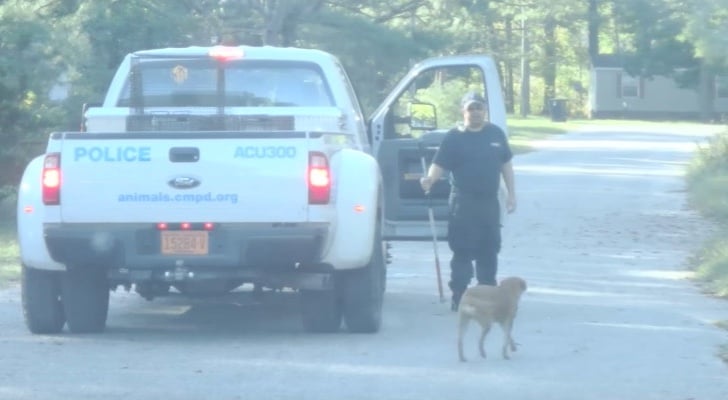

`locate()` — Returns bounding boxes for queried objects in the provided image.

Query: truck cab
[368,55,507,240]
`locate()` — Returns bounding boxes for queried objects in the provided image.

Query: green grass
[717,321,728,365]
[507,116,573,153]
[686,131,728,298]
[692,237,728,297]
[685,132,728,363]
[507,115,655,153]
[0,219,20,288]
[720,345,728,366]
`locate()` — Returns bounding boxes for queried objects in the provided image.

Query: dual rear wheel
[301,226,386,334]
[22,265,109,334]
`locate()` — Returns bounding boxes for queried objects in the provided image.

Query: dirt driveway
[0,123,726,400]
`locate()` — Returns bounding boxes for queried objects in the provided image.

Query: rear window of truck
[117,60,334,108]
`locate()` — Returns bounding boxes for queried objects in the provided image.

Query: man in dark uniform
[420,91,516,311]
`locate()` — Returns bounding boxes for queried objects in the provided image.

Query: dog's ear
[520,279,527,292]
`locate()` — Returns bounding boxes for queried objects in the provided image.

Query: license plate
[161,231,209,255]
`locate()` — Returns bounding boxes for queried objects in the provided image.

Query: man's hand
[501,161,516,214]
[506,193,517,214]
[420,176,434,193]
[421,163,444,194]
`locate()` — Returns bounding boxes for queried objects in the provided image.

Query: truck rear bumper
[44,222,329,272]
[107,266,335,291]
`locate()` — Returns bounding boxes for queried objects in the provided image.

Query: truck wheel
[61,266,110,333]
[300,289,342,333]
[21,266,65,334]
[342,224,385,333]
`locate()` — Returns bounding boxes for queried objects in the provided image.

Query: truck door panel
[370,58,503,240]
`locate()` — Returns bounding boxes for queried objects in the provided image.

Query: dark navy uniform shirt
[433,123,512,199]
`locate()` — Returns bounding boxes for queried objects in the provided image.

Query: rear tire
[61,266,110,333]
[21,266,65,334]
[342,222,385,333]
[300,289,342,333]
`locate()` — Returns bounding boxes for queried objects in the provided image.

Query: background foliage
[1,0,728,194]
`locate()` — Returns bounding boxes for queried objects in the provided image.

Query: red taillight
[308,152,330,204]
[42,153,61,205]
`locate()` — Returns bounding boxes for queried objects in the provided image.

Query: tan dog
[457,276,527,362]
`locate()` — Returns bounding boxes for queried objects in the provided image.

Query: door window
[385,66,486,139]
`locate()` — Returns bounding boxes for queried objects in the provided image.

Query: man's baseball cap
[461,91,486,109]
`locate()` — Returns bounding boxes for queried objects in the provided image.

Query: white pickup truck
[17,45,507,334]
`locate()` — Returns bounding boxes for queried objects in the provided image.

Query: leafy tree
[0,1,66,192]
[680,0,728,119]
[189,0,326,46]
[300,7,436,113]
[611,0,696,77]
[683,0,728,68]
[71,0,199,96]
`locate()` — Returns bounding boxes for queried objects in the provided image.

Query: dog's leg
[508,314,519,352]
[509,336,518,352]
[478,321,491,359]
[457,313,470,362]
[501,318,514,360]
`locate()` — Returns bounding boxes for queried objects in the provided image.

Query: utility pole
[520,5,530,117]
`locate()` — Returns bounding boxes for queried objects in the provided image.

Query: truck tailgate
[54,132,310,223]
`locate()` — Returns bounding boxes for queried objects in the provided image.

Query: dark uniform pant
[447,193,502,306]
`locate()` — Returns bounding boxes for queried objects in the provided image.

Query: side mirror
[408,102,437,130]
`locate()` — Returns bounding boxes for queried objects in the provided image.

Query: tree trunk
[542,16,557,115]
[520,11,530,117]
[588,0,600,62]
[698,61,715,122]
[504,16,515,113]
[262,4,285,46]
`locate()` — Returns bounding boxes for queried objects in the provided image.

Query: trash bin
[549,98,568,122]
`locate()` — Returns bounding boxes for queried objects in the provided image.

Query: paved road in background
[1,124,727,400]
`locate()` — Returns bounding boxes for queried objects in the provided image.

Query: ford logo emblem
[168,176,200,189]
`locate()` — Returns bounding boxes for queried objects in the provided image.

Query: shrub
[687,132,728,221]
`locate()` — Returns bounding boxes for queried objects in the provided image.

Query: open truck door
[368,55,508,240]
